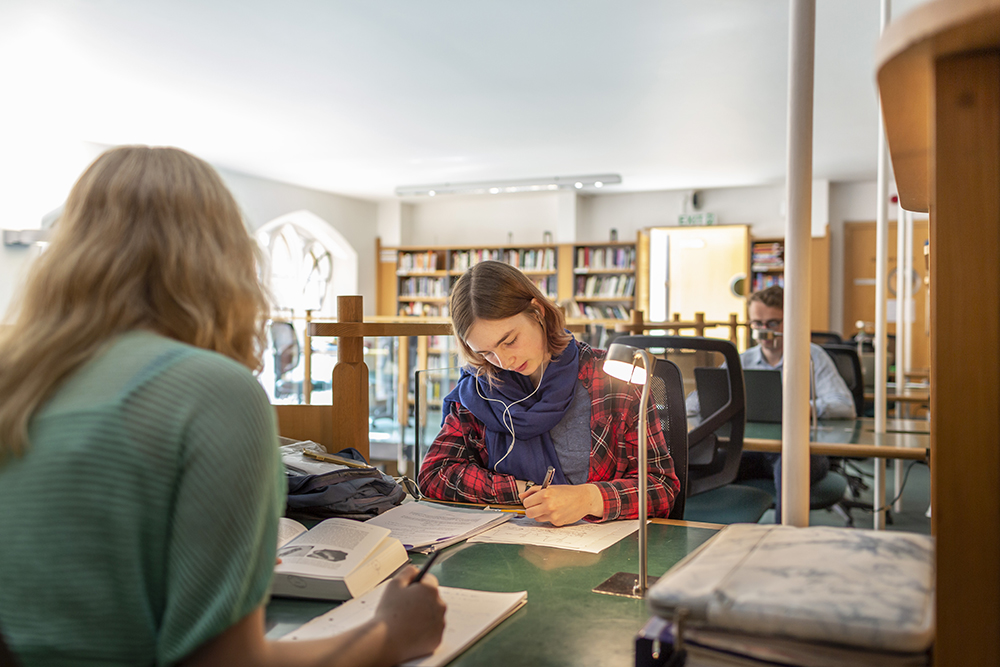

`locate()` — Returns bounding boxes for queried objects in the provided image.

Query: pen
[411,550,442,585]
[540,465,555,489]
[303,450,373,470]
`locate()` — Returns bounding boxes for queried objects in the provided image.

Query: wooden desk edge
[743,437,928,461]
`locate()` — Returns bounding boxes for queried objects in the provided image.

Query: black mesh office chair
[811,331,844,345]
[820,344,865,417]
[820,343,883,526]
[616,335,773,523]
[645,358,689,520]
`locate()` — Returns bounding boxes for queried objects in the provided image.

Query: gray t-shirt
[549,383,592,484]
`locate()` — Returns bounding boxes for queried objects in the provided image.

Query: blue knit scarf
[442,338,581,485]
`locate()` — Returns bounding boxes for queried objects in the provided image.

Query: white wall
[405,191,565,246]
[0,155,382,322]
[213,167,381,315]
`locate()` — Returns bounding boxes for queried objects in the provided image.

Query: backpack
[284,447,406,521]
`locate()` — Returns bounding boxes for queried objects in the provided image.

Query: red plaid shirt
[417,341,679,521]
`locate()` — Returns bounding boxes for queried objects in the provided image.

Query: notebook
[743,368,783,423]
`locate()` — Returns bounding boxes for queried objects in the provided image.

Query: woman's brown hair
[450,260,572,382]
[0,145,268,458]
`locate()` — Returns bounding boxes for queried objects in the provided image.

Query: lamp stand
[594,349,654,598]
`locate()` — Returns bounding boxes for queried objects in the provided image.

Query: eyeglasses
[749,319,783,330]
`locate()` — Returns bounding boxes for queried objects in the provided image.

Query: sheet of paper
[467,516,639,553]
[366,502,510,550]
[280,584,527,667]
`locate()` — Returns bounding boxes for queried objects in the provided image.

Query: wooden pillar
[694,312,706,337]
[931,50,1000,664]
[397,336,410,428]
[331,296,369,453]
[728,312,739,346]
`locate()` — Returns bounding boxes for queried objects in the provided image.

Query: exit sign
[678,212,717,226]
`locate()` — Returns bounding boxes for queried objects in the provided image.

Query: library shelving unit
[750,238,785,293]
[570,242,638,320]
[391,244,559,318]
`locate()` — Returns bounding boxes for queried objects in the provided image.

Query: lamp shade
[603,343,648,385]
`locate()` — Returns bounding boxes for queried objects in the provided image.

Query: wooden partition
[877,2,1000,662]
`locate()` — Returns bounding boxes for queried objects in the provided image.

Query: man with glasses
[687,285,855,521]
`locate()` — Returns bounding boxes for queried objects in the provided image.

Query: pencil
[411,550,442,584]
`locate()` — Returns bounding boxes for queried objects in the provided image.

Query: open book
[365,501,511,552]
[280,582,527,667]
[272,517,407,601]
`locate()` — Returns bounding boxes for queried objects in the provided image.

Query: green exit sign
[678,212,717,226]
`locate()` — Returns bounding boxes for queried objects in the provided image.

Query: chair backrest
[811,330,844,345]
[271,320,301,377]
[413,366,463,486]
[0,629,21,667]
[820,343,865,416]
[616,335,746,497]
[646,358,689,519]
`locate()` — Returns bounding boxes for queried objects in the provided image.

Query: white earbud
[477,360,547,470]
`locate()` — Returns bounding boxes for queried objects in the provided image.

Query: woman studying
[0,146,445,667]
[417,261,679,526]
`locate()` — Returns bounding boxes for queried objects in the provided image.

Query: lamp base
[592,571,660,598]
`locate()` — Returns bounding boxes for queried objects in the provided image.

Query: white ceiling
[0,0,929,202]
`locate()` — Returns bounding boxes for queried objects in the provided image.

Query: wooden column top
[876,0,1000,212]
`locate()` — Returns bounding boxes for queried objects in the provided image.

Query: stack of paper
[468,516,639,553]
[281,583,527,667]
[365,501,511,553]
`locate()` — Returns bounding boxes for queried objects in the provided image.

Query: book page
[467,516,639,553]
[276,518,391,577]
[280,584,527,667]
[278,517,308,549]
[365,502,510,550]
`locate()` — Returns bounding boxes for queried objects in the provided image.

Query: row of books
[451,248,556,272]
[574,274,635,299]
[751,271,785,293]
[575,246,636,271]
[529,275,558,299]
[398,276,449,297]
[397,251,442,272]
[751,241,784,271]
[398,302,448,317]
[579,303,632,320]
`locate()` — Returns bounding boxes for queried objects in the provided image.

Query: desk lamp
[596,342,655,598]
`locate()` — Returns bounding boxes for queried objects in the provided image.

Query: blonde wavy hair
[0,145,268,458]
[450,260,572,383]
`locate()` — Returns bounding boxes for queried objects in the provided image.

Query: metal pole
[636,349,651,596]
[781,0,816,527]
[872,0,892,530]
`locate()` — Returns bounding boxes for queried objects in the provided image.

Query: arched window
[255,210,358,316]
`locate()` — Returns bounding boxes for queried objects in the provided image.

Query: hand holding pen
[520,465,605,526]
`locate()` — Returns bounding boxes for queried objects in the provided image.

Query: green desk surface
[265,521,718,666]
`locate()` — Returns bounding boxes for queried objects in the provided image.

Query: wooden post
[728,313,739,346]
[303,310,313,405]
[694,312,706,337]
[397,336,410,428]
[331,296,369,453]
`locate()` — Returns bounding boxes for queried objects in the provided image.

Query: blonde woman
[418,260,679,526]
[0,146,444,667]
